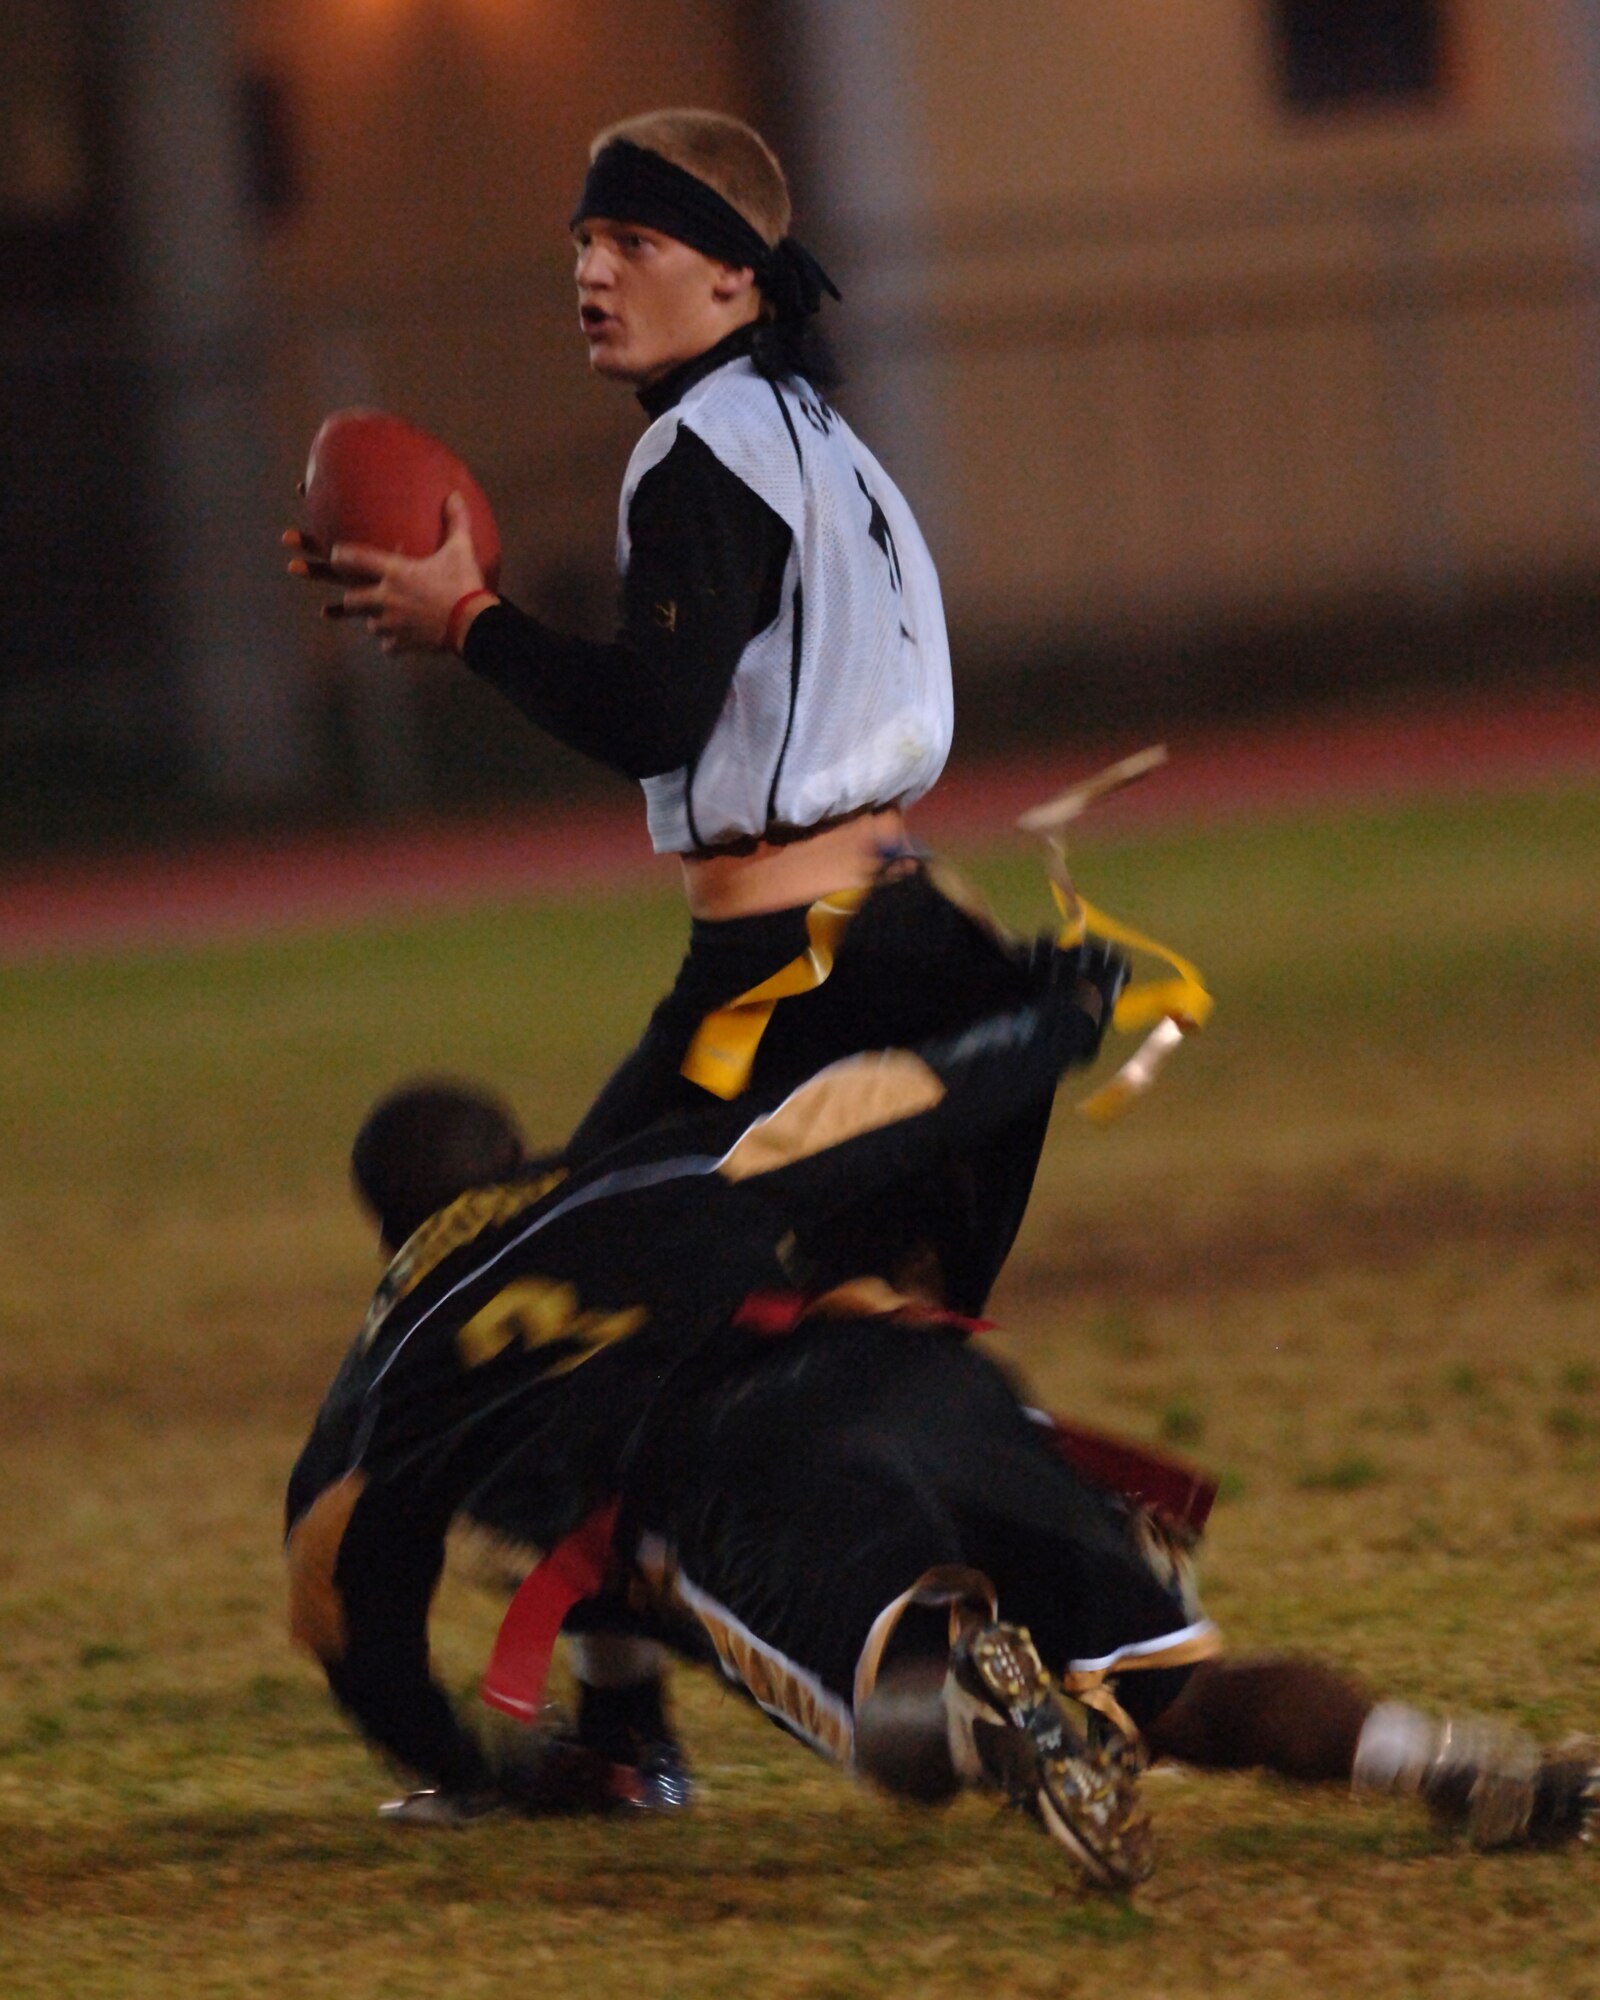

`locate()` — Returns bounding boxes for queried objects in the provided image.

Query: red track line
[3,687,1597,962]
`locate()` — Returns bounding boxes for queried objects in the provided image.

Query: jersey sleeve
[461,429,790,780]
[287,1466,496,1794]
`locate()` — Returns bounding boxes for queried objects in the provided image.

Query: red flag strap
[480,1500,620,1721]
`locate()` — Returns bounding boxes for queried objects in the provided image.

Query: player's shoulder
[680,357,810,452]
[357,1167,570,1354]
[673,359,813,511]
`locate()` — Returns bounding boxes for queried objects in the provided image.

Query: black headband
[571,139,840,322]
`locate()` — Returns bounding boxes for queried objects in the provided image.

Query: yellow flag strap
[1052,883,1214,1125]
[681,890,866,1100]
[1053,884,1214,1035]
[682,874,1212,1115]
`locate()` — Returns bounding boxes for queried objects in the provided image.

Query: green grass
[2,780,1598,1997]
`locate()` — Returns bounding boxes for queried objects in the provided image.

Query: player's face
[574,219,757,386]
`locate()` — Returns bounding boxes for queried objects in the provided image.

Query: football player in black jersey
[286,933,1126,1824]
[290,954,1598,1882]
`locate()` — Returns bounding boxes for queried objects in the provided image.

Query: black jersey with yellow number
[285,957,1112,1792]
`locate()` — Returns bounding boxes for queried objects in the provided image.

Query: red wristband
[445,589,497,655]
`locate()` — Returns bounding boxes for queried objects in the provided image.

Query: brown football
[301,408,501,588]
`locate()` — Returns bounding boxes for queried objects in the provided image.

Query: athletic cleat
[1529,1738,1600,1847]
[607,1737,695,1812]
[1353,1704,1595,1850]
[950,1622,1152,1889]
[377,1787,500,1827]
[494,1725,695,1817]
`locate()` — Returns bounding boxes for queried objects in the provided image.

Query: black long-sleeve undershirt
[463,425,790,780]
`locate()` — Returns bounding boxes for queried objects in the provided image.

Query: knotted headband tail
[759,236,842,320]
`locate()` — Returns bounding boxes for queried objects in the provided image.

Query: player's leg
[559,1612,693,1811]
[840,1352,1213,1888]
[759,861,1104,1313]
[1141,1655,1599,1848]
[627,1339,971,1773]
[564,902,812,1162]
[1142,1655,1370,1779]
[623,1320,1162,1884]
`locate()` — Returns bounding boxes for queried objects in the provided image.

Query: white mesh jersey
[623,359,953,854]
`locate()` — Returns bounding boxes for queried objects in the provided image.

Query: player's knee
[855,1654,962,1805]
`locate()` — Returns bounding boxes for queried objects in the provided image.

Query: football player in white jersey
[288,110,1011,1161]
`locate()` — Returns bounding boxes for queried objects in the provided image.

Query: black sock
[1529,1753,1595,1842]
[576,1679,671,1761]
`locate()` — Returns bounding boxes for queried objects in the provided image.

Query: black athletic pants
[622,1320,1199,1752]
[565,866,1055,1316]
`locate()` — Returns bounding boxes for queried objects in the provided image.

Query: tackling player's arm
[287,1466,497,1797]
[706,938,1129,1219]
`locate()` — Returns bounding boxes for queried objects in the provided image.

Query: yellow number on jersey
[456,1277,647,1373]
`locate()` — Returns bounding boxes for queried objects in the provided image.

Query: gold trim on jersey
[359,1170,567,1351]
[1059,1623,1226,1738]
[853,1565,999,1714]
[715,1050,946,1183]
[636,1536,856,1766]
[286,1471,367,1663]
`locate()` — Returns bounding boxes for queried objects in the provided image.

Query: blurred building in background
[4,0,1599,850]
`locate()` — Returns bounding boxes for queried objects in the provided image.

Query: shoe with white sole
[1528,1737,1600,1847]
[377,1787,499,1827]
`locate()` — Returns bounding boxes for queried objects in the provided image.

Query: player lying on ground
[291,996,1598,1884]
[607,1303,1599,1888]
[316,863,1124,1804]
[288,107,976,1165]
[286,929,1127,1814]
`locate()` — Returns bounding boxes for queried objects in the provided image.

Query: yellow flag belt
[680,745,1211,1119]
[681,889,865,1100]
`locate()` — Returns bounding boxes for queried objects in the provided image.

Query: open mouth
[580,305,613,334]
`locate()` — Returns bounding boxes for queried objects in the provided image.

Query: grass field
[2,781,1598,1999]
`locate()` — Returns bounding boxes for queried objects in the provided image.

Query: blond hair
[590,109,791,248]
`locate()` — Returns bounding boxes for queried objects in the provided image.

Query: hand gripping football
[301,408,502,588]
